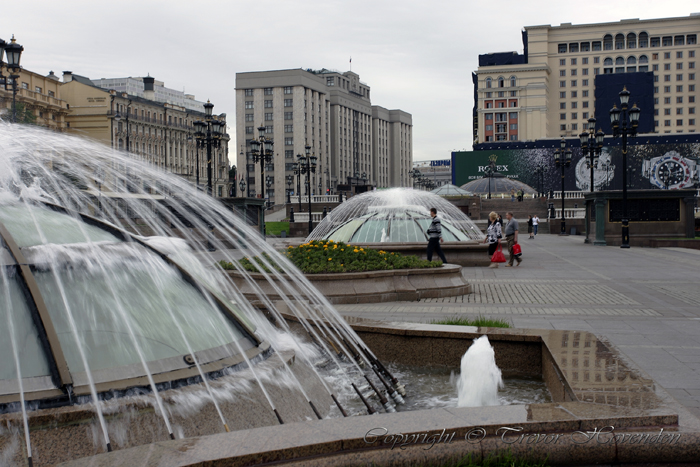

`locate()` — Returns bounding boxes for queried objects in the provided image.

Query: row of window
[244,125,297,134]
[655,108,696,116]
[558,33,697,53]
[559,91,590,98]
[245,99,294,109]
[484,101,518,109]
[485,135,518,142]
[655,84,696,93]
[654,73,697,82]
[485,76,517,88]
[484,124,519,131]
[656,119,696,126]
[559,102,590,109]
[484,91,517,98]
[244,87,294,96]
[484,112,518,121]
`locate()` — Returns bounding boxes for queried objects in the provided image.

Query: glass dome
[309,188,484,242]
[0,202,261,404]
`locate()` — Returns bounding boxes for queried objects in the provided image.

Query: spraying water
[457,336,503,407]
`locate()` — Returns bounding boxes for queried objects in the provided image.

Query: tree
[4,102,37,124]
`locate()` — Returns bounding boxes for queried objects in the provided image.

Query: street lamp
[483,160,496,199]
[1,35,24,123]
[297,144,317,235]
[609,86,640,249]
[250,124,274,202]
[579,117,605,192]
[286,174,293,204]
[554,138,572,235]
[265,175,273,208]
[193,101,224,196]
[238,178,246,197]
[410,168,422,188]
[292,161,302,213]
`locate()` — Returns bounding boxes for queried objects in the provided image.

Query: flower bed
[219,240,442,274]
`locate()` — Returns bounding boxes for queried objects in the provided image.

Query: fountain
[456,336,503,407]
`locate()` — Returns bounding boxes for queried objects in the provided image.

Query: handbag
[491,244,506,263]
[512,243,522,258]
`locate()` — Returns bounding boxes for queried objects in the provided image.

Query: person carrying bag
[483,211,503,268]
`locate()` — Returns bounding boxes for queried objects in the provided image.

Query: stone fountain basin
[59,317,700,467]
[225,263,470,304]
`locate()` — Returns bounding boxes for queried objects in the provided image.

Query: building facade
[235,68,412,206]
[61,73,231,197]
[0,67,69,129]
[473,14,700,144]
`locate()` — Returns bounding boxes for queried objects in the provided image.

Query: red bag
[512,243,522,258]
[491,244,506,263]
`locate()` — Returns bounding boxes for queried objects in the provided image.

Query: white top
[532,216,539,225]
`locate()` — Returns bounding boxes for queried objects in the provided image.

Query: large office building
[61,73,231,197]
[473,14,699,144]
[0,67,69,129]
[235,68,412,205]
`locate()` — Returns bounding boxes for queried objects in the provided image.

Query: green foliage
[219,240,442,274]
[265,222,290,236]
[430,315,511,328]
[11,102,37,125]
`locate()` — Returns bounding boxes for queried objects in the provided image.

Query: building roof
[431,184,474,197]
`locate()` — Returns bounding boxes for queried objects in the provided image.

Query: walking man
[532,214,539,236]
[504,212,521,267]
[426,208,447,263]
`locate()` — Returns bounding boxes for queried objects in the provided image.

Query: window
[571,112,578,120]
[677,108,683,115]
[510,76,516,87]
[654,98,659,105]
[571,80,577,87]
[284,99,293,107]
[571,58,577,65]
[655,120,659,127]
[662,37,672,47]
[485,124,493,131]
[639,32,649,48]
[664,109,671,115]
[34,86,42,93]
[560,91,566,98]
[485,77,492,88]
[571,123,578,131]
[245,101,254,109]
[285,150,294,158]
[691,119,696,125]
[677,86,683,92]
[664,63,671,71]
[604,34,613,50]
[691,85,696,92]
[581,43,590,52]
[691,62,696,69]
[509,112,518,119]
[496,113,507,122]
[560,70,566,77]
[677,74,683,81]
[560,113,566,120]
[690,73,696,80]
[283,86,293,94]
[615,34,624,49]
[485,102,493,108]
[498,77,505,87]
[582,79,589,86]
[265,112,273,121]
[571,91,577,98]
[558,44,567,53]
[509,101,517,107]
[48,90,54,97]
[326,77,335,86]
[284,137,293,145]
[582,90,589,97]
[665,120,671,126]
[594,57,600,64]
[498,91,505,97]
[560,124,567,131]
[559,59,566,66]
[510,91,517,97]
[497,102,504,108]
[510,135,518,141]
[583,101,589,108]
[651,37,660,48]
[664,97,671,104]
[560,102,567,109]
[570,43,579,53]
[264,100,273,108]
[571,69,577,76]
[245,89,253,96]
[653,64,659,71]
[664,86,671,92]
[691,51,696,58]
[594,68,600,75]
[675,36,685,46]
[245,126,254,134]
[560,81,566,88]
[245,114,254,122]
[265,125,273,133]
[677,119,683,126]
[592,41,601,51]
[677,62,684,70]
[665,75,671,82]
[583,68,589,75]
[689,35,698,45]
[264,88,273,95]
[485,136,493,142]
[496,124,507,132]
[571,102,578,109]
[284,124,293,132]
[583,112,589,119]
[664,52,671,59]
[284,112,293,120]
[485,113,493,120]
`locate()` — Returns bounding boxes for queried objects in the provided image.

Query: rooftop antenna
[349,56,352,72]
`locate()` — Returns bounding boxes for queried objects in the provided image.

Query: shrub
[219,240,442,274]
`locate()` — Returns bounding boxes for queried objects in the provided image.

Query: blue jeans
[534,225,539,235]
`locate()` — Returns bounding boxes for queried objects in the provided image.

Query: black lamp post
[297,144,317,235]
[193,101,224,196]
[554,138,572,235]
[239,178,246,198]
[286,175,293,203]
[579,117,605,193]
[293,161,302,213]
[1,36,24,123]
[410,168,422,188]
[483,160,496,199]
[609,87,641,249]
[265,175,273,208]
[250,125,274,202]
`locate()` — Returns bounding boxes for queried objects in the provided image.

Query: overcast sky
[5,0,698,163]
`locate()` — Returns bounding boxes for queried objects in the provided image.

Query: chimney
[62,71,73,83]
[47,71,60,81]
[143,75,155,101]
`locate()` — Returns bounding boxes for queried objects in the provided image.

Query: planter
[225,264,471,304]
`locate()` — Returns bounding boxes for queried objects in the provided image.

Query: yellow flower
[353,249,359,253]
[341,248,344,251]
[341,264,344,267]
[328,258,332,261]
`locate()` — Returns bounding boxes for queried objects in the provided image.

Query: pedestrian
[504,211,522,267]
[510,188,515,202]
[518,189,524,202]
[532,214,539,236]
[527,215,534,239]
[483,211,502,268]
[497,214,503,227]
[426,207,447,264]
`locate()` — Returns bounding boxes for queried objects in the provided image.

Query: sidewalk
[334,235,700,419]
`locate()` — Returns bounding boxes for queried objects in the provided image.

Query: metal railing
[290,195,338,203]
[550,191,586,199]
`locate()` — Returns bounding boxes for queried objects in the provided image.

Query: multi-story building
[235,68,412,206]
[92,76,207,113]
[61,73,231,197]
[473,14,700,144]
[0,67,69,129]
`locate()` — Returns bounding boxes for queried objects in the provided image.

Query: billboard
[452,141,700,193]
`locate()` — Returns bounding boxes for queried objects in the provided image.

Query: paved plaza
[334,235,700,419]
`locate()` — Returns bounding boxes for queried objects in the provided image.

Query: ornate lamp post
[554,138,572,235]
[286,175,293,204]
[483,160,496,199]
[238,178,246,197]
[193,101,224,195]
[409,168,422,188]
[609,87,641,248]
[579,117,605,192]
[249,124,274,202]
[297,144,317,235]
[1,36,24,123]
[265,175,273,208]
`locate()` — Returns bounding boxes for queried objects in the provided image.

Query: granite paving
[334,234,700,420]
